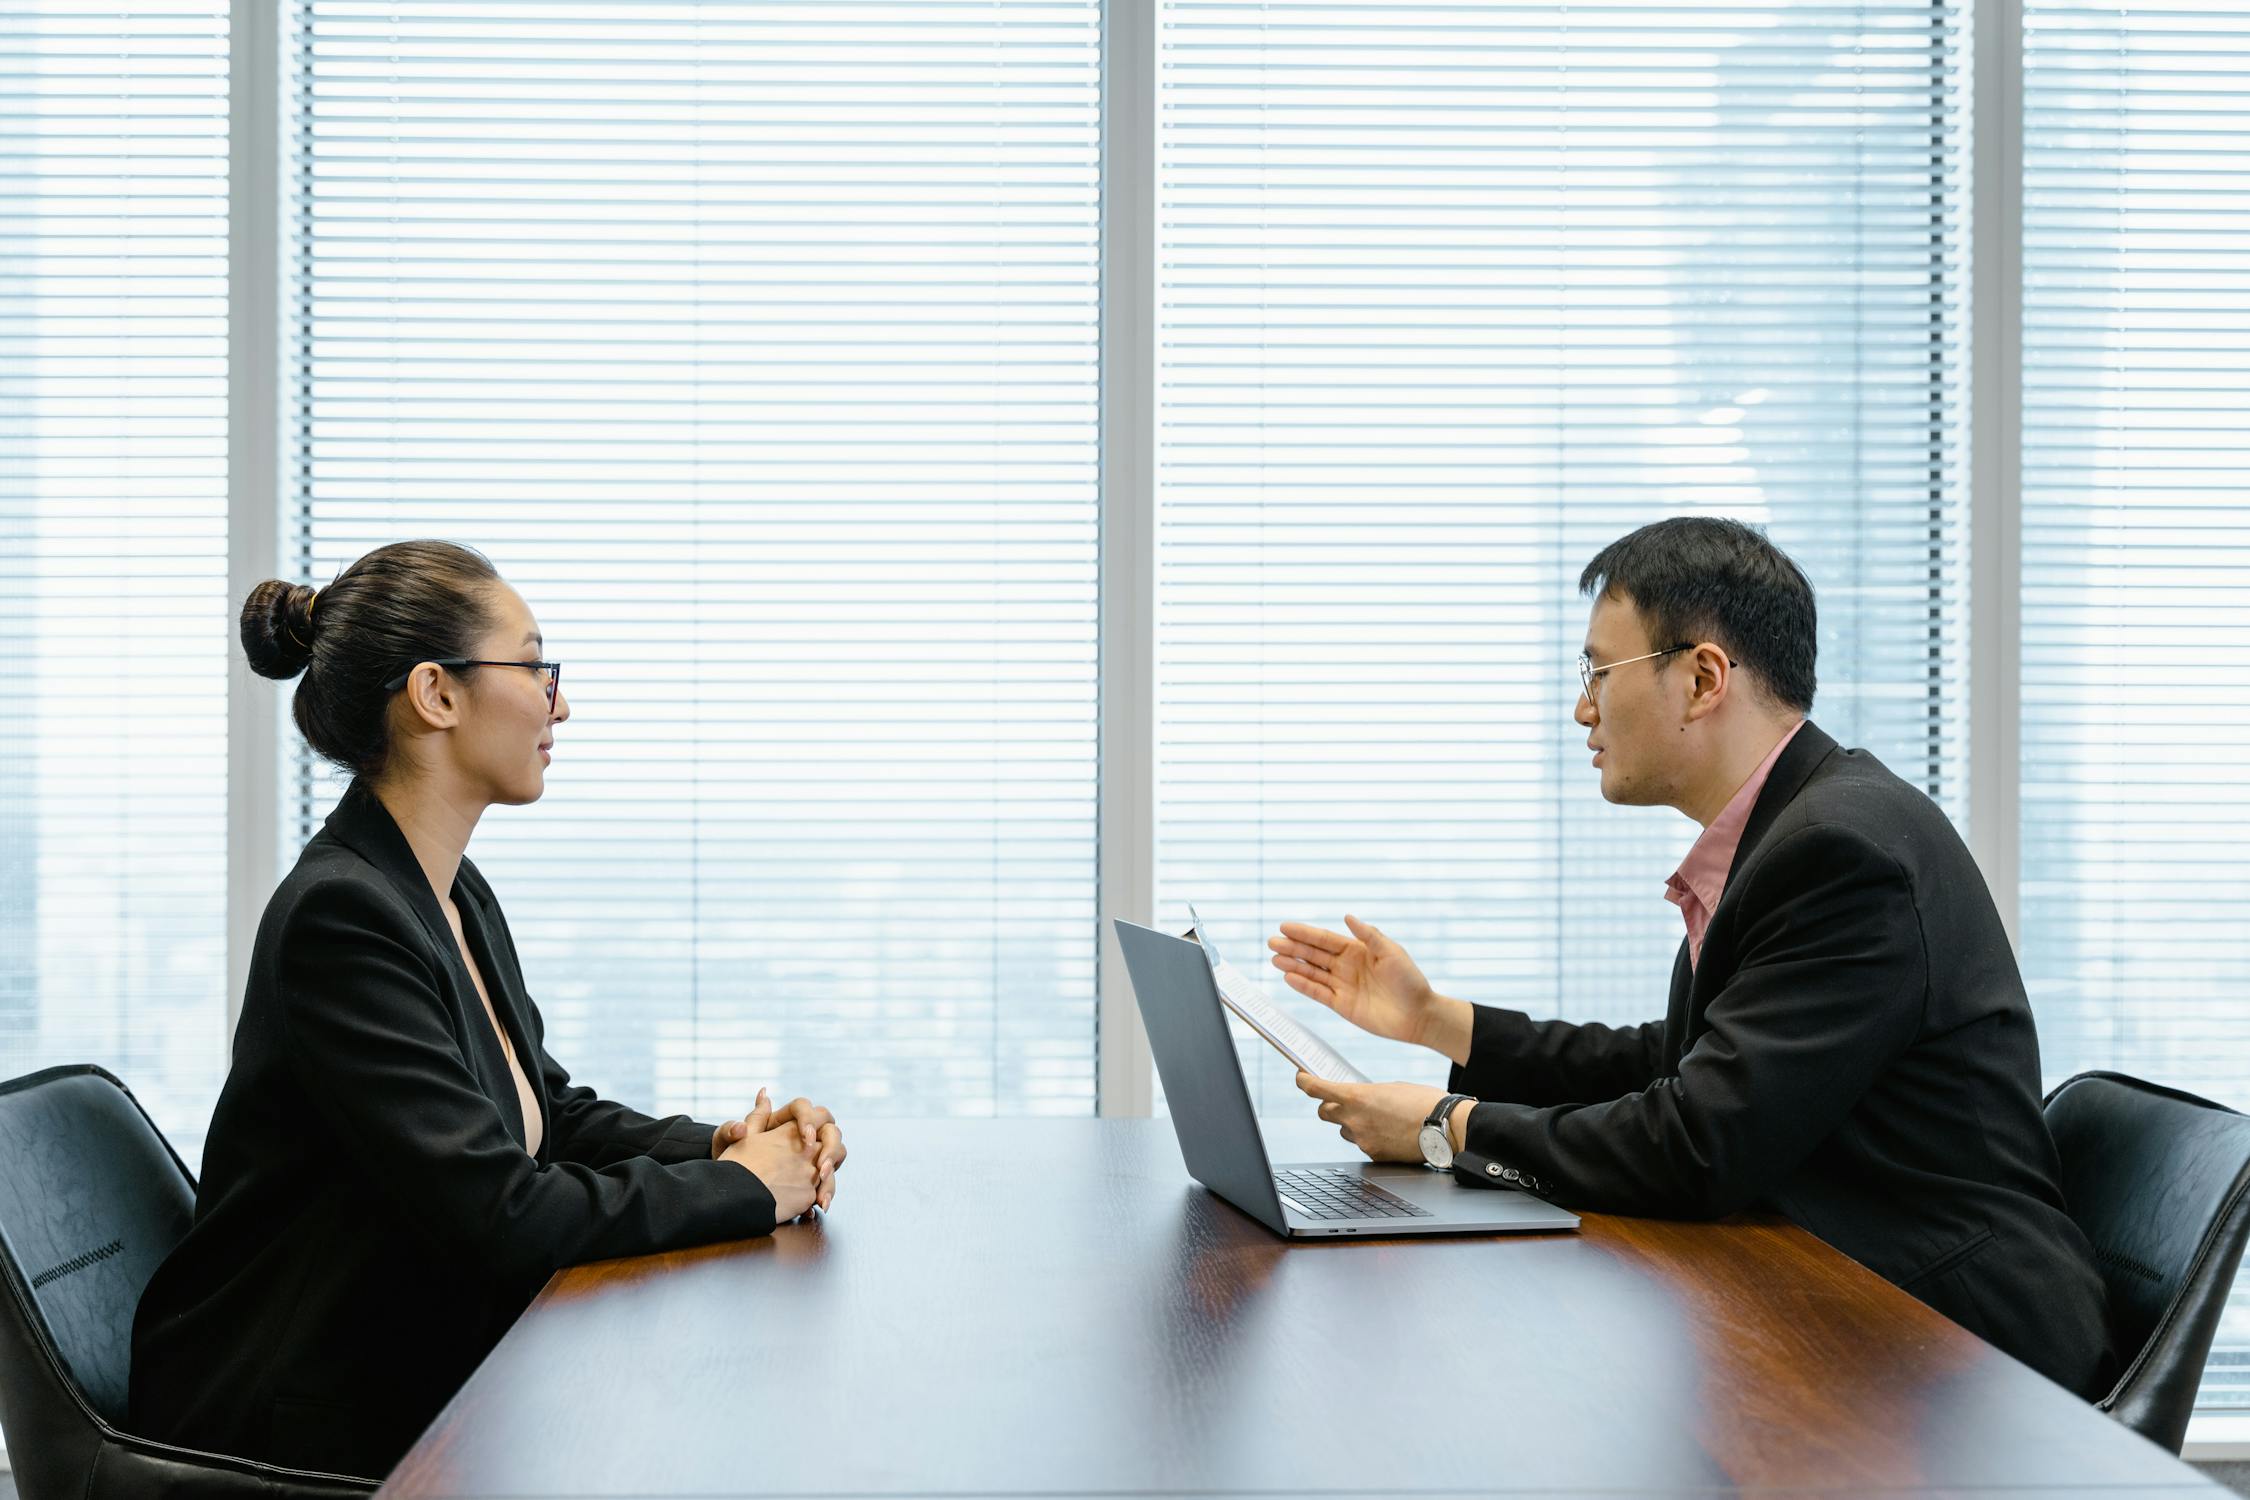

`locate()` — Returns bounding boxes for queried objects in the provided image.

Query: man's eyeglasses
[383,659,562,712]
[1577,644,1695,704]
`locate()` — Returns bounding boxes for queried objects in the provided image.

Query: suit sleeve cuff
[699,1157,781,1237]
[1449,1101,1558,1199]
[649,1115,724,1166]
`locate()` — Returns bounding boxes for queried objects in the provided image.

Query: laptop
[1113,918,1580,1239]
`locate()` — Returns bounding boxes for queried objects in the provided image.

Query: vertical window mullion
[229,0,290,1038]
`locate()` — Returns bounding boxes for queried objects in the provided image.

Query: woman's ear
[399,662,462,731]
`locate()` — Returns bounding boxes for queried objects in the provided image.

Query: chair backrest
[0,1064,196,1426]
[2045,1069,2250,1455]
[0,1065,378,1499]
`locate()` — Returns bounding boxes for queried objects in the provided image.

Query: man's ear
[1682,642,1732,722]
[399,662,462,731]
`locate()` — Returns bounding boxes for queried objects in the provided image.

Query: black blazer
[129,779,777,1477]
[1448,722,2115,1398]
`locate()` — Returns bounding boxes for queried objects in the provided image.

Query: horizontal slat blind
[2021,0,2250,1413]
[1154,2,1968,1107]
[0,2,230,1162]
[289,1,1102,1119]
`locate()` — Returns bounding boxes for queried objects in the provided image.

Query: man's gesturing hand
[1269,915,1470,1063]
[1295,1072,1448,1164]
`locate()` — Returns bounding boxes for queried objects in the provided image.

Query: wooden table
[381,1119,2221,1497]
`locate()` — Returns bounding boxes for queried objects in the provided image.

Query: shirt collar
[1665,720,1807,915]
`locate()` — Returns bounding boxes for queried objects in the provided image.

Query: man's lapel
[1683,720,1840,1021]
[1722,719,1837,888]
[1663,936,1695,1064]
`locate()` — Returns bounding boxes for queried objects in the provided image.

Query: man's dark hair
[1578,517,1817,713]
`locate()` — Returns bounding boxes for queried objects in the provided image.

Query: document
[1186,904,1370,1085]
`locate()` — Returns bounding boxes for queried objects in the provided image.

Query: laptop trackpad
[1350,1160,1522,1204]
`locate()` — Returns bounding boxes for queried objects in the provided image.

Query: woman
[129,540,845,1478]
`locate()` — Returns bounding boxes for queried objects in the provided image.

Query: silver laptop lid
[1112,918,1290,1233]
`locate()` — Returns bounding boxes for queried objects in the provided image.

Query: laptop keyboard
[1272,1167,1434,1221]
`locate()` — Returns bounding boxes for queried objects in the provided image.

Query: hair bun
[240,579,319,679]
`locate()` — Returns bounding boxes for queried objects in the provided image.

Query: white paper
[1188,905,1370,1084]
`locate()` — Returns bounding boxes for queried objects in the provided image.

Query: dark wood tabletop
[380,1119,2220,1498]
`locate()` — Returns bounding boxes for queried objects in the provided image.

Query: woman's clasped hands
[712,1088,846,1222]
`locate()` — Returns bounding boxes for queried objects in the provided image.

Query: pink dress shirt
[1665,720,1806,970]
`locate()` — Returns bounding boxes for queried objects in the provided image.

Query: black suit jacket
[129,780,777,1477]
[1448,722,2114,1398]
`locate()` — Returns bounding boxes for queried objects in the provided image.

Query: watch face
[1419,1122,1452,1170]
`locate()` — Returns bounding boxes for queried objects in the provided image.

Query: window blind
[1153,1,1969,1108]
[288,0,1102,1120]
[2021,0,2250,1412]
[0,1,231,1163]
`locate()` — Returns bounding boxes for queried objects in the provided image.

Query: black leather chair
[0,1064,377,1498]
[2045,1069,2250,1455]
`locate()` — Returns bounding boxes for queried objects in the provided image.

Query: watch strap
[1423,1092,1474,1166]
[1425,1092,1473,1133]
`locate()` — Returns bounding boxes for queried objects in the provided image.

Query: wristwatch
[1419,1093,1475,1171]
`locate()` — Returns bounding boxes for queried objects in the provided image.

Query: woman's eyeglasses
[383,659,562,712]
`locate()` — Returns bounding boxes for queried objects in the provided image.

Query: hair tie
[284,586,318,650]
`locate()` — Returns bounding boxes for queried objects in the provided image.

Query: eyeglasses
[383,658,562,713]
[1578,644,1695,704]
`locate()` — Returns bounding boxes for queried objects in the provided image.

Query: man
[1273,517,2113,1398]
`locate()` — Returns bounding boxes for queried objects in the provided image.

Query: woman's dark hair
[1579,517,1818,713]
[240,540,504,779]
